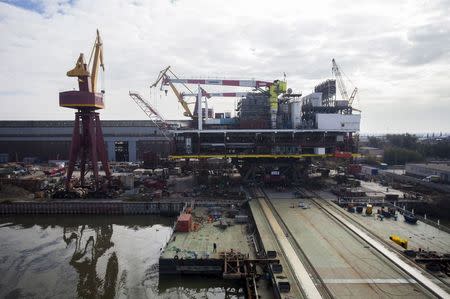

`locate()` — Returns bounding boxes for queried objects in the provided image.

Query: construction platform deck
[249,199,304,299]
[160,208,254,261]
[159,206,279,298]
[264,188,439,298]
[318,190,450,253]
[159,207,256,275]
[359,181,406,198]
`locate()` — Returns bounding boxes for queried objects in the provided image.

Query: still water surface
[0,215,243,299]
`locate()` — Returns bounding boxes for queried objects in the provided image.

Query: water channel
[0,215,243,299]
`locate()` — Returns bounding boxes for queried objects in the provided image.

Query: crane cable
[168,69,196,96]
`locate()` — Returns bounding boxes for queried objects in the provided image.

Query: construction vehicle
[390,235,408,249]
[404,213,418,224]
[366,204,373,215]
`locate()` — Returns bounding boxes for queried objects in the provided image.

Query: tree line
[367,134,450,165]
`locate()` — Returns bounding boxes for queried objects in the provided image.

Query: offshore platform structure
[147,61,361,183]
[59,30,111,190]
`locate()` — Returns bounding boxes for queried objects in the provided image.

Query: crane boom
[164,78,272,88]
[332,58,349,101]
[348,87,358,106]
[151,66,194,118]
[66,29,104,93]
[182,89,248,98]
[332,58,358,109]
[152,66,286,128]
[88,29,104,93]
[151,66,171,88]
[129,91,171,139]
[169,80,194,118]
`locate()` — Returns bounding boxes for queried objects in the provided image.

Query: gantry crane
[152,66,287,129]
[182,88,248,99]
[332,58,358,107]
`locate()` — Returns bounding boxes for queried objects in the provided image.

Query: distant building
[405,163,450,183]
[359,146,384,158]
[0,120,178,162]
[0,153,8,163]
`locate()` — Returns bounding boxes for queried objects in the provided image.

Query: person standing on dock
[213,242,217,253]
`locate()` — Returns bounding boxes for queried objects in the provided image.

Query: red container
[335,151,353,159]
[347,164,362,175]
[176,213,192,232]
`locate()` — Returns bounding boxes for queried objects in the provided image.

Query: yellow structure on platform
[390,235,408,249]
[269,80,287,110]
[169,153,361,160]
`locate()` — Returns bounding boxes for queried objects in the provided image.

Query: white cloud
[0,0,449,133]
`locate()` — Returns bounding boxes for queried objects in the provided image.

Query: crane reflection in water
[63,224,118,298]
[0,216,246,299]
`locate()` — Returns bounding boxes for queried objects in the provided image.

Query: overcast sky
[0,0,449,133]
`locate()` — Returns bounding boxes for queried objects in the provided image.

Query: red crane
[59,30,111,190]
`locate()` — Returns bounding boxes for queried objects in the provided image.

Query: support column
[107,141,115,161]
[197,85,202,131]
[128,140,137,162]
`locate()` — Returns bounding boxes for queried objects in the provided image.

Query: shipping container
[176,213,192,232]
[205,118,236,125]
[361,165,378,176]
[314,147,325,155]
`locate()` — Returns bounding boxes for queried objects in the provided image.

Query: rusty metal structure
[59,30,111,190]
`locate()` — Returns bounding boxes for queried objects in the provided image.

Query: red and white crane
[152,66,277,129]
[182,88,248,99]
[163,78,273,89]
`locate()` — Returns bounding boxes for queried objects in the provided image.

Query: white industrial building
[405,163,450,183]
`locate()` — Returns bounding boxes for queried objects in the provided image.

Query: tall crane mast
[332,58,357,107]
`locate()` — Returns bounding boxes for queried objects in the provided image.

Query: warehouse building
[405,163,450,183]
[0,120,174,162]
[359,146,384,158]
